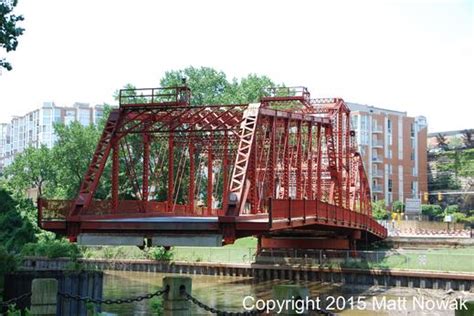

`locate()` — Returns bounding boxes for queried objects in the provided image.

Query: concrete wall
[22,257,474,292]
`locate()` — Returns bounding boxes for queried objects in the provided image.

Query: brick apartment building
[348,103,428,207]
[0,102,104,171]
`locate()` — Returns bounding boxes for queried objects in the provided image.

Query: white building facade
[0,102,104,171]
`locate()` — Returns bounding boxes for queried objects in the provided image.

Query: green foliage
[421,204,443,219]
[160,66,276,105]
[52,122,101,199]
[21,239,81,259]
[372,200,389,220]
[0,189,37,253]
[451,212,467,223]
[0,246,18,290]
[148,247,173,261]
[4,146,56,197]
[392,200,404,213]
[5,304,30,316]
[150,297,163,315]
[0,0,24,71]
[444,204,460,214]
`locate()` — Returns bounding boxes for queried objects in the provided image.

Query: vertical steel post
[345,113,351,209]
[268,116,277,202]
[283,119,290,199]
[316,124,322,201]
[222,132,229,214]
[168,132,174,211]
[111,141,119,212]
[296,121,302,199]
[207,134,213,216]
[249,134,257,213]
[188,137,195,214]
[306,122,313,199]
[142,133,150,205]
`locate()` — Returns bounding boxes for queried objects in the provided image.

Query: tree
[372,200,389,220]
[3,145,56,197]
[461,129,474,148]
[52,122,101,198]
[436,133,449,150]
[0,0,24,71]
[159,66,276,105]
[0,188,37,252]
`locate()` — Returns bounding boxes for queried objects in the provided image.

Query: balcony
[372,184,383,193]
[372,126,383,133]
[372,156,383,163]
[372,169,383,178]
[372,139,383,148]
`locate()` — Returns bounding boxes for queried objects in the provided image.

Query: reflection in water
[102,270,473,316]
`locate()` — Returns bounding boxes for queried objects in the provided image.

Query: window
[351,115,358,130]
[410,123,415,137]
[361,115,367,130]
[79,109,90,126]
[410,151,415,161]
[388,179,393,192]
[387,119,392,134]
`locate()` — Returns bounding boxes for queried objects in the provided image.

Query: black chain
[183,291,263,316]
[58,286,169,305]
[0,292,32,308]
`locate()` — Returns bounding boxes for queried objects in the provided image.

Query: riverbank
[22,257,474,292]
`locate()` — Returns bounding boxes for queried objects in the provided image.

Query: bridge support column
[163,276,192,316]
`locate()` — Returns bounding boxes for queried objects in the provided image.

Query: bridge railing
[38,198,221,224]
[119,86,191,106]
[268,198,387,238]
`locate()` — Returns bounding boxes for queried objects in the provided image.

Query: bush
[445,204,460,214]
[421,204,443,219]
[0,189,37,253]
[392,200,404,213]
[21,239,81,259]
[372,200,389,220]
[148,247,173,261]
[451,212,467,223]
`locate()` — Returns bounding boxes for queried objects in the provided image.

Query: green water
[101,270,474,315]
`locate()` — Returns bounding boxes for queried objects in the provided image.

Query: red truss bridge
[38,86,387,250]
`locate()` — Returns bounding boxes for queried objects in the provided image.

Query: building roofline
[347,102,408,116]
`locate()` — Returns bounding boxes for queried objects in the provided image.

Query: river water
[101,270,473,315]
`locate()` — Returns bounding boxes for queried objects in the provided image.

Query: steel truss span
[38,86,387,250]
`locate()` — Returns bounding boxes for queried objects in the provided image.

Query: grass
[80,239,473,272]
[172,237,258,263]
[341,247,474,272]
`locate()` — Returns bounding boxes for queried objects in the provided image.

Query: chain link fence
[172,247,258,264]
[257,248,474,272]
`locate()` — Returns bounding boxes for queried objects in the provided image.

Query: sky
[0,0,472,133]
